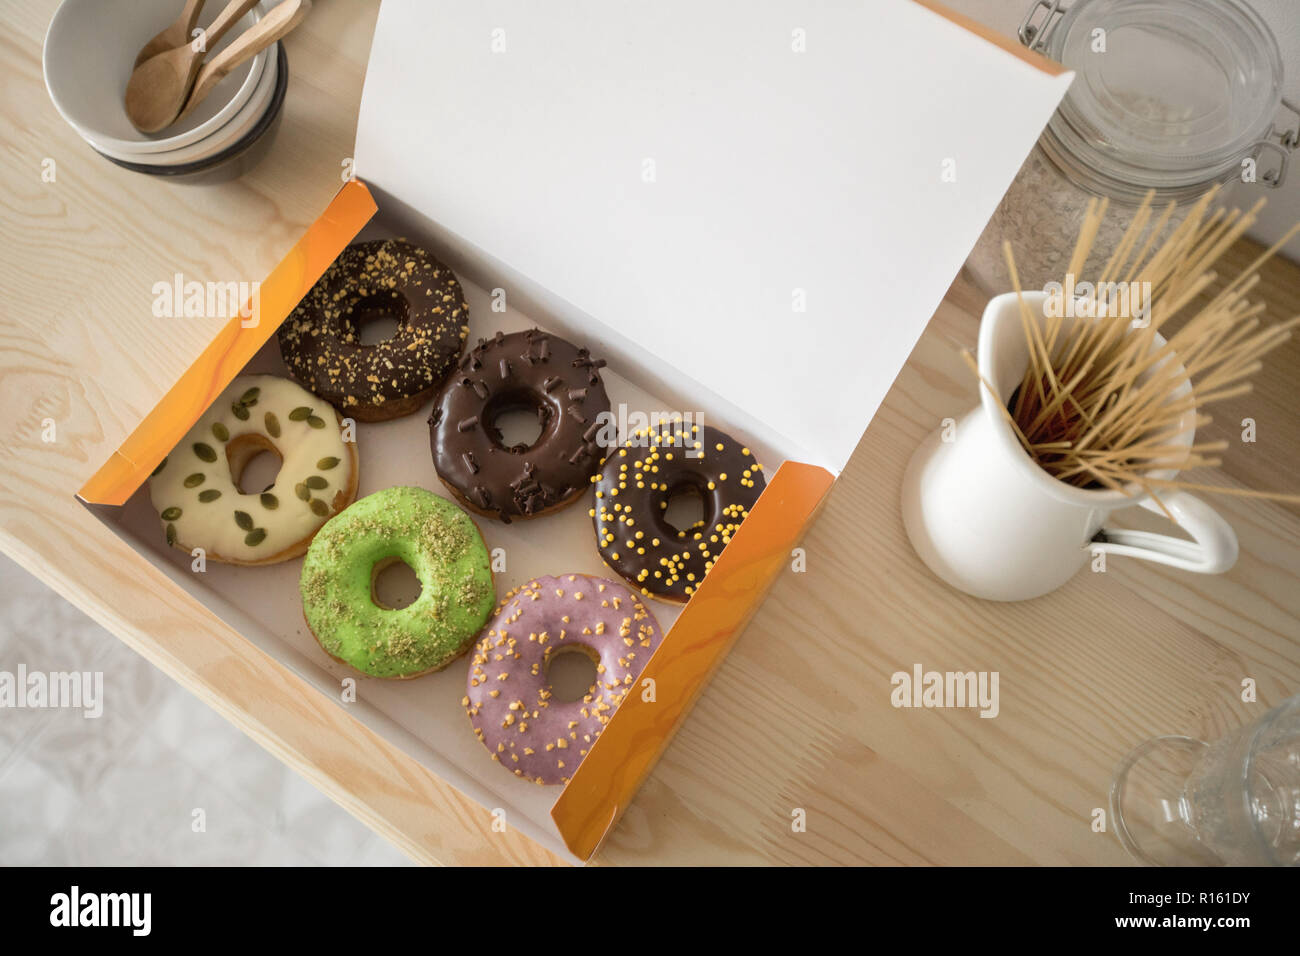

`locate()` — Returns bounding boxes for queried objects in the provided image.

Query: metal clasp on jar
[1248,98,1300,189]
[1018,0,1068,53]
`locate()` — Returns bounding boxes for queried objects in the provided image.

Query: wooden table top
[3,0,1297,866]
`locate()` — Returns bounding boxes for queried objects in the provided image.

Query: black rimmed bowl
[93,44,288,185]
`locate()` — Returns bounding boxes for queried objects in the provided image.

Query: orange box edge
[551,459,835,859]
[77,179,378,506]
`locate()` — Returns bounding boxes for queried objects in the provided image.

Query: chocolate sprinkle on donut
[277,239,469,422]
[591,422,766,602]
[429,329,613,522]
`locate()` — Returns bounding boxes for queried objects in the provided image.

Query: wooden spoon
[175,0,310,124]
[123,0,260,134]
[133,0,207,69]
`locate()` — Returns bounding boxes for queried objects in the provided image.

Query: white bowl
[82,43,278,166]
[43,0,270,155]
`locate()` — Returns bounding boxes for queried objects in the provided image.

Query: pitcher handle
[1093,491,1238,574]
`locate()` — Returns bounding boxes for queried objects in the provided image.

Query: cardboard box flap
[551,459,836,859]
[355,0,1073,473]
[78,182,377,506]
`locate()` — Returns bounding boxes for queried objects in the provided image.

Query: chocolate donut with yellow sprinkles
[591,421,766,603]
[278,239,469,422]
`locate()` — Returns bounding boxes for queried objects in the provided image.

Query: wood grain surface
[2,0,1297,866]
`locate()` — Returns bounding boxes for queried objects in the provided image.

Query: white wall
[946,0,1300,260]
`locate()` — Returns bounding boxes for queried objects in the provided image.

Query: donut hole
[544,644,600,703]
[226,435,283,495]
[344,290,408,346]
[370,556,422,611]
[483,391,549,452]
[661,483,707,536]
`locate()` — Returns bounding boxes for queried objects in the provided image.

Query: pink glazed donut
[464,573,663,785]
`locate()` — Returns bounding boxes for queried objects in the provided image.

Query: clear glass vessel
[966,0,1297,293]
[1111,695,1300,866]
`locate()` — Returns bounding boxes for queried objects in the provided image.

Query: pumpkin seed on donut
[277,239,469,422]
[148,374,359,566]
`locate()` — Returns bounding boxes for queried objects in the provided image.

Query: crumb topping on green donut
[300,486,495,678]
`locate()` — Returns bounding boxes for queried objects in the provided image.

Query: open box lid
[355,0,1072,473]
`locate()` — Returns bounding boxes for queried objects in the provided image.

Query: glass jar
[966,0,1298,294]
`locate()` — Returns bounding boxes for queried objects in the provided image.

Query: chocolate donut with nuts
[278,239,469,422]
[429,329,613,522]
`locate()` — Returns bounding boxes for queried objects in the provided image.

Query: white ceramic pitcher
[901,291,1238,602]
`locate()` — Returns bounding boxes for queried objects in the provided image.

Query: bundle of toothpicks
[962,187,1300,515]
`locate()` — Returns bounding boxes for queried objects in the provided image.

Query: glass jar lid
[1043,0,1283,191]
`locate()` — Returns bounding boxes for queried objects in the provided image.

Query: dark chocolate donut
[591,421,766,603]
[278,239,469,422]
[429,329,613,522]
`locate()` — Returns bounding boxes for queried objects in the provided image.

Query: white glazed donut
[148,374,359,565]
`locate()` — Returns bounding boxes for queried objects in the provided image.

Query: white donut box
[78,0,1071,863]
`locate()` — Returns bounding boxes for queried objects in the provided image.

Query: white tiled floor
[0,553,410,866]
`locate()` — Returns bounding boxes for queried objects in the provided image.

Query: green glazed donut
[300,486,495,678]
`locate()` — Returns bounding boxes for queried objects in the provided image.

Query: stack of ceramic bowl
[43,0,288,183]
